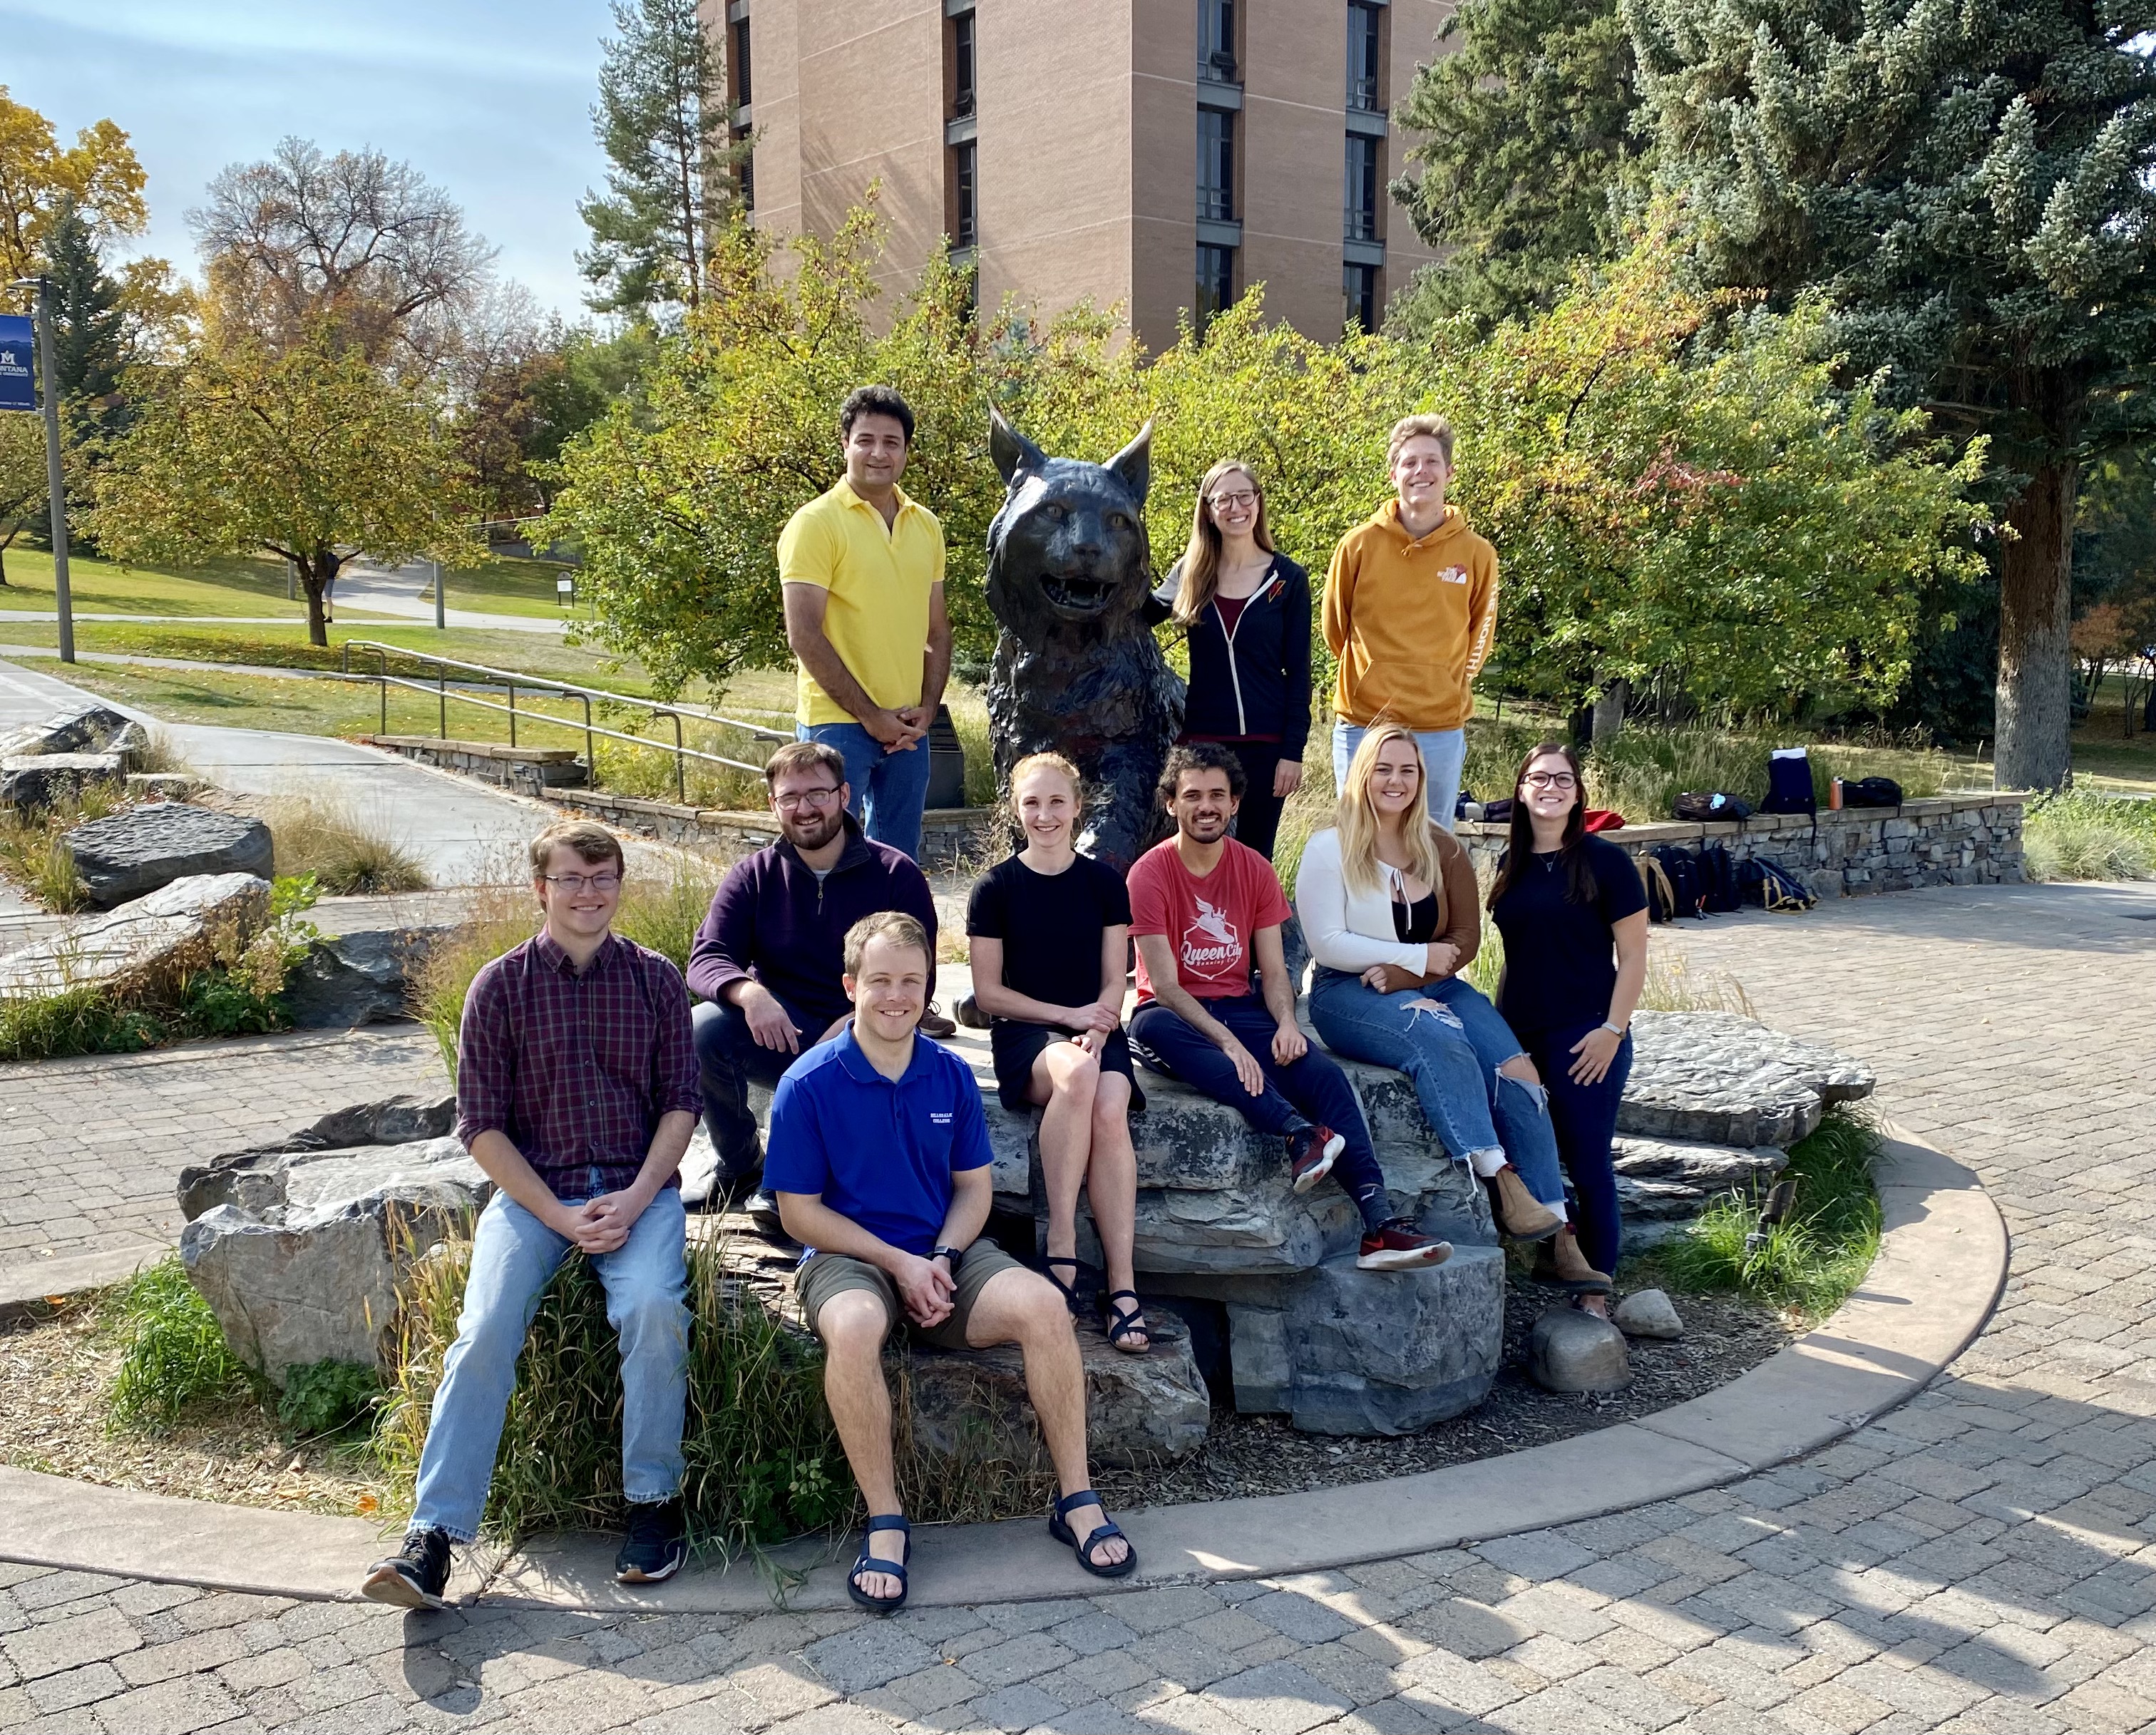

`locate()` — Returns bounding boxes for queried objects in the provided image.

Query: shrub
[2023,792,2156,882]
[278,1358,383,1440]
[105,1257,256,1433]
[1643,1105,1884,1321]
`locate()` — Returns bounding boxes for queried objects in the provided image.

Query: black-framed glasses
[1209,489,1258,511]
[1522,772,1578,789]
[541,871,622,891]
[775,785,843,812]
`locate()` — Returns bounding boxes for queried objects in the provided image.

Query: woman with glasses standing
[1485,744,1649,1316]
[1149,460,1310,861]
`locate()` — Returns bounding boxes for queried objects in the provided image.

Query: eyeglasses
[1208,490,1258,511]
[541,872,621,892]
[1522,772,1578,789]
[775,785,842,812]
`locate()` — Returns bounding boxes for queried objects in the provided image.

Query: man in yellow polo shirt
[780,386,952,869]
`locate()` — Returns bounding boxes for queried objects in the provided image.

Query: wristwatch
[932,1244,965,1271]
[1599,1021,1628,1038]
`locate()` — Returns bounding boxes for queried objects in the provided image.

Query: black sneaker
[616,1498,688,1585]
[361,1527,451,1609]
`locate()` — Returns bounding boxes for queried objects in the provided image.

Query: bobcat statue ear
[990,407,1047,486]
[1107,421,1153,506]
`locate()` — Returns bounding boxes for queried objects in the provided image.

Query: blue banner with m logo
[0,315,34,411]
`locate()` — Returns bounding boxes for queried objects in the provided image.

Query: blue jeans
[409,1184,689,1542]
[1307,968,1566,1212]
[1332,724,1467,831]
[798,720,933,861]
[1129,995,1393,1231]
[1519,1018,1633,1276]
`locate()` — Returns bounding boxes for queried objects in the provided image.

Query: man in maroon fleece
[687,740,940,1232]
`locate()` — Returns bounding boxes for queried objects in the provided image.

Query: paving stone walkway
[4,879,2155,1734]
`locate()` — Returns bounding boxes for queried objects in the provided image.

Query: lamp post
[7,275,71,663]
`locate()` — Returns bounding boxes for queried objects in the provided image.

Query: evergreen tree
[577,0,745,319]
[1628,0,2156,789]
[44,200,127,411]
[1390,0,1645,332]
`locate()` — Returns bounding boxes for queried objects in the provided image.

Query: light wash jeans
[1308,967,1566,1211]
[409,1181,689,1542]
[798,720,933,862]
[1331,724,1467,831]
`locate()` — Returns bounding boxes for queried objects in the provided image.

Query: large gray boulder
[1159,1246,1506,1435]
[282,927,446,1028]
[65,804,274,909]
[903,1311,1210,1470]
[0,751,126,809]
[0,702,132,760]
[1622,1011,1874,1147]
[178,1134,488,1384]
[176,1093,459,1220]
[0,872,270,999]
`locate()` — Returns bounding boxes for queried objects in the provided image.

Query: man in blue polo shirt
[766,911,1136,1612]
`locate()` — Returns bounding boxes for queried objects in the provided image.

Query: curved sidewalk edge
[0,1122,2005,1612]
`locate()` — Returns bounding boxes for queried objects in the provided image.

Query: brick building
[707,0,1449,349]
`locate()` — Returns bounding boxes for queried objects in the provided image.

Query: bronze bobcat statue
[985,409,1185,873]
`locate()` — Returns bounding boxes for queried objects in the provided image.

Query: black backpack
[1842,776,1903,809]
[1739,857,1818,911]
[1697,844,1742,913]
[1651,844,1705,918]
[1761,747,1817,818]
[1674,791,1754,823]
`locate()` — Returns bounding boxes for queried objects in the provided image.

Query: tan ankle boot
[1549,1225,1613,1294]
[1489,1167,1562,1241]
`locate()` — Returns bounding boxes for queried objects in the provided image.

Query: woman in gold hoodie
[1322,414,1499,829]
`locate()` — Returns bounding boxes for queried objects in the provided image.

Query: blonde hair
[1173,459,1276,624]
[1335,724,1445,897]
[529,820,624,878]
[843,910,930,976]
[1009,751,1083,803]
[1386,414,1455,470]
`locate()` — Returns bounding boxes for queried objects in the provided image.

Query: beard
[782,807,846,851]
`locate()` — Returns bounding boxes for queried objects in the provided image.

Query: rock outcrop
[65,804,274,909]
[282,928,446,1028]
[1623,1011,1874,1147]
[0,873,270,999]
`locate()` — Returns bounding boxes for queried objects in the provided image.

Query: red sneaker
[1357,1218,1453,1271]
[1288,1125,1345,1194]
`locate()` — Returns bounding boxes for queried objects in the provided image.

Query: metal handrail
[337,639,791,803]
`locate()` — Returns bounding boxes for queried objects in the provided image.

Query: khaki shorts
[795,1242,1028,1352]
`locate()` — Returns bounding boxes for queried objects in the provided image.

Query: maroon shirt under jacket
[455,931,701,1197]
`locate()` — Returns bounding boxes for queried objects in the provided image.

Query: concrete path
[329,558,573,635]
[0,657,563,887]
[0,879,2152,1733]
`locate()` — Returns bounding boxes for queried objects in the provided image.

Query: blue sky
[3,0,614,318]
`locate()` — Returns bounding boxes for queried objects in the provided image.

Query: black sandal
[846,1514,910,1614]
[1102,1289,1150,1355]
[1049,1489,1136,1579]
[1042,1256,1091,1317]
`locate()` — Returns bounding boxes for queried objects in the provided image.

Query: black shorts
[988,1023,1145,1115]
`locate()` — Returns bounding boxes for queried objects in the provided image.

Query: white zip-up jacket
[1293,825,1482,974]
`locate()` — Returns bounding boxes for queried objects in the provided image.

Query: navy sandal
[1049,1490,1136,1579]
[1101,1289,1150,1355]
[846,1514,910,1614]
[1042,1256,1092,1316]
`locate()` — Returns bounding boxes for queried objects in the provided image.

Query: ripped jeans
[1307,967,1566,1212]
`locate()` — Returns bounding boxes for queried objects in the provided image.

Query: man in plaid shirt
[363,822,701,1608]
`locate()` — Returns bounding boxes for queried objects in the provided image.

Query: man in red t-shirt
[1126,744,1449,1271]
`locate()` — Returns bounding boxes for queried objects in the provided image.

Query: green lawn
[2071,672,2156,794]
[422,555,591,621]
[0,547,409,622]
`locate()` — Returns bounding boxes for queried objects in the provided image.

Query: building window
[1345,134,1380,242]
[1347,2,1382,111]
[951,9,975,116]
[1199,0,1238,81]
[731,16,753,106]
[1198,243,1237,330]
[1345,262,1378,333]
[953,140,978,247]
[734,126,755,213]
[1198,110,1236,221]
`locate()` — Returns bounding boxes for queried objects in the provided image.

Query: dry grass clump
[0,781,129,911]
[259,792,428,895]
[2023,792,2156,881]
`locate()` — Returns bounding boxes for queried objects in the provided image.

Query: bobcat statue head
[985,408,1155,645]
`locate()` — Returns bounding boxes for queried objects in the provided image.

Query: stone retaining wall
[361,735,587,791]
[1453,794,2027,898]
[550,788,997,870]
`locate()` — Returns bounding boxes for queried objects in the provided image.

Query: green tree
[44,200,126,409]
[1628,0,2156,789]
[1390,0,1645,332]
[578,0,746,319]
[88,329,476,645]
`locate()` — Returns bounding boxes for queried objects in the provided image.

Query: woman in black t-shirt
[966,754,1148,1353]
[1487,742,1650,1318]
